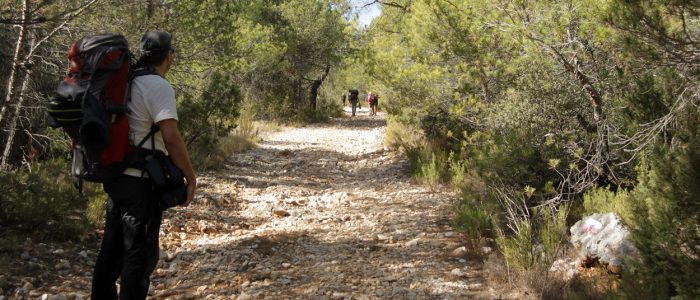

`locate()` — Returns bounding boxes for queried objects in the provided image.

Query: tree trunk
[566,27,604,129]
[309,65,331,110]
[293,78,303,112]
[0,34,34,170]
[147,0,155,18]
[0,0,28,126]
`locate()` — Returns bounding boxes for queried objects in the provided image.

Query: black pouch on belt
[138,124,187,209]
[144,151,187,209]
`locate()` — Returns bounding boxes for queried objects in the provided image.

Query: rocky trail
[2,107,519,299]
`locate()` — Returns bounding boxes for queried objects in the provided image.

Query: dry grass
[199,133,257,170]
[195,111,275,170]
[383,118,425,152]
[484,249,617,300]
[220,133,256,154]
[253,120,283,138]
[485,253,570,299]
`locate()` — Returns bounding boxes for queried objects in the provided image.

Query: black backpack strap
[124,124,160,173]
[126,66,158,104]
[135,123,160,149]
[132,66,157,78]
[125,68,161,174]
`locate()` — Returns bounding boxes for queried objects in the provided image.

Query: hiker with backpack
[48,31,191,299]
[84,31,195,299]
[349,89,360,116]
[369,92,379,116]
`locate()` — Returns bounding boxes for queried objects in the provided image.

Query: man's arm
[158,118,197,205]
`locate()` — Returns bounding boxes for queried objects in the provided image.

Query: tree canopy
[1,0,698,297]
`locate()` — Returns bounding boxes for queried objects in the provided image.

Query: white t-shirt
[124,74,178,177]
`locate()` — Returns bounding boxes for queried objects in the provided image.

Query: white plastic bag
[570,212,636,267]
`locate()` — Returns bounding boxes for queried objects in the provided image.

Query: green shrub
[494,196,569,272]
[618,143,700,298]
[0,160,103,238]
[178,71,242,157]
[467,129,555,193]
[296,107,330,124]
[418,151,449,189]
[582,187,633,224]
[496,219,536,271]
[448,151,468,190]
[584,119,700,299]
[384,118,446,187]
[451,150,502,241]
[236,109,260,141]
[538,205,569,265]
[383,117,425,152]
[454,201,494,240]
[317,95,344,119]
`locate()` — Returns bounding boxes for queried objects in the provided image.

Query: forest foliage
[366,0,699,297]
[1,0,699,297]
[0,0,352,232]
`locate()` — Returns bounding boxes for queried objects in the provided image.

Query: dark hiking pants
[92,176,162,300]
[351,101,358,116]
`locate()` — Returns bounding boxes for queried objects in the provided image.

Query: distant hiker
[349,89,360,116]
[91,31,197,300]
[366,92,373,114]
[368,92,379,116]
[341,93,347,106]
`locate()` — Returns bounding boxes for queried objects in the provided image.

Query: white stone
[376,234,389,241]
[450,268,465,277]
[565,268,579,280]
[451,246,467,256]
[405,238,420,247]
[549,259,568,273]
[238,292,252,300]
[467,283,483,289]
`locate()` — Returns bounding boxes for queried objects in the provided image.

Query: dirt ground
[1,107,526,299]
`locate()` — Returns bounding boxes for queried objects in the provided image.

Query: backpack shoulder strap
[126,66,159,102]
[129,67,163,153]
[132,66,157,78]
[135,124,160,149]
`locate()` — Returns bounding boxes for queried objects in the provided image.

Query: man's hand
[159,118,197,207]
[184,180,197,206]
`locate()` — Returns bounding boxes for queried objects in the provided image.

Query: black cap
[140,31,172,55]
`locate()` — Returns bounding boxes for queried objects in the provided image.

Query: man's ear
[165,51,174,70]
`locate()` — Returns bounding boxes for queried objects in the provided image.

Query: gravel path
[5,107,507,299]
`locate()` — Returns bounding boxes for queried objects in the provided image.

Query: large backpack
[349,89,359,101]
[48,34,143,187]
